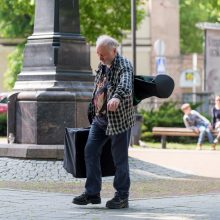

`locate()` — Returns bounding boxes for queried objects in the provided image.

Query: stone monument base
[0,143,64,159]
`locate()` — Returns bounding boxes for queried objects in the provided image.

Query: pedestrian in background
[212,95,220,145]
[181,103,216,150]
[72,35,134,209]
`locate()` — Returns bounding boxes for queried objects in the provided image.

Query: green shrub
[140,101,183,132]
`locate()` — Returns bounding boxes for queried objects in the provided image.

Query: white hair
[96,35,119,49]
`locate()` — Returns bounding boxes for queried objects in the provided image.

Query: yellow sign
[185,72,193,81]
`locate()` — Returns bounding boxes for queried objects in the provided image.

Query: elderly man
[73,35,134,209]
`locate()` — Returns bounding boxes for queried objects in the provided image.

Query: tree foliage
[79,0,145,43]
[0,0,145,90]
[3,44,24,91]
[0,0,35,38]
[180,0,220,54]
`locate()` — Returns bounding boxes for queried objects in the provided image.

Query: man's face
[96,45,116,66]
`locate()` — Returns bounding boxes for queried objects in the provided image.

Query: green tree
[180,0,220,54]
[0,0,145,90]
[3,44,24,91]
[0,0,35,38]
[80,0,145,43]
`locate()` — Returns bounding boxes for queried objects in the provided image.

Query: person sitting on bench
[181,103,216,150]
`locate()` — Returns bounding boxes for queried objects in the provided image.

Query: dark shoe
[106,194,129,209]
[72,192,101,205]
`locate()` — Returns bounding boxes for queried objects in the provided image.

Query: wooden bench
[152,127,218,149]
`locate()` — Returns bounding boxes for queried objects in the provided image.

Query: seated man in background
[181,103,216,150]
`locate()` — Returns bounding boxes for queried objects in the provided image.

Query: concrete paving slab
[0,189,220,220]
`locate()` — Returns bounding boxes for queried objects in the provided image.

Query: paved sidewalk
[0,149,192,182]
[1,147,220,219]
[129,148,220,178]
[1,148,219,182]
[0,188,220,220]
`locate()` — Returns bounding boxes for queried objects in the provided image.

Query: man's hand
[107,98,120,112]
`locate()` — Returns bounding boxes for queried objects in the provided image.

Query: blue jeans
[84,123,131,198]
[197,125,214,145]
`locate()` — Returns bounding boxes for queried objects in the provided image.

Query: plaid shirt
[92,53,135,135]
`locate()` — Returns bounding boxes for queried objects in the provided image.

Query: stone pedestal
[7,0,94,145]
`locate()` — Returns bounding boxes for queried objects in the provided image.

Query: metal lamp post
[131,0,136,75]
